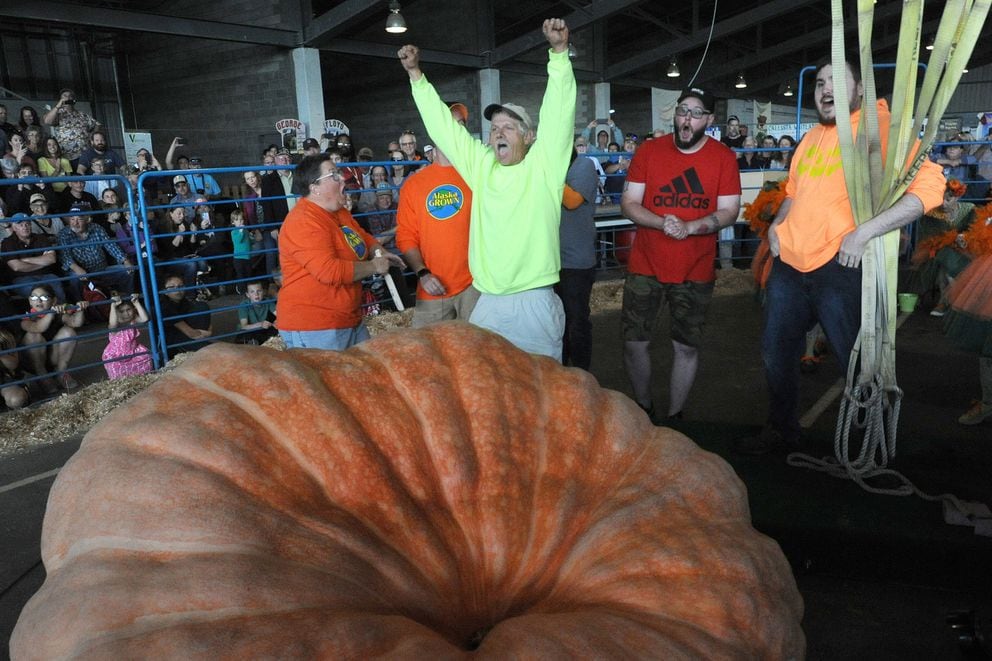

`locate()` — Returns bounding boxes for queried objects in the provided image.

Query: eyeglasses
[674,105,712,119]
[399,141,416,147]
[312,170,343,185]
[29,295,51,302]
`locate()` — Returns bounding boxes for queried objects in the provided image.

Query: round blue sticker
[426,184,464,220]
[340,226,368,260]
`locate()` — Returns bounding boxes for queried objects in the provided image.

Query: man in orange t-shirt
[395,102,478,327]
[736,59,945,454]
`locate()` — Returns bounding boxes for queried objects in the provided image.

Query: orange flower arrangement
[961,201,992,256]
[745,179,788,288]
[911,229,959,266]
[743,179,788,238]
[946,178,967,198]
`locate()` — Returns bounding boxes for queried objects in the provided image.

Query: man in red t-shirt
[620,86,741,423]
[396,102,478,327]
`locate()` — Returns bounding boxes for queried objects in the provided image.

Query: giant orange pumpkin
[12,323,804,659]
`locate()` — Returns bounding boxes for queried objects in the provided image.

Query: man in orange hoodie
[737,58,945,454]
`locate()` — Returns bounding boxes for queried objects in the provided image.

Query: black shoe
[637,402,664,426]
[732,426,799,456]
[667,410,684,421]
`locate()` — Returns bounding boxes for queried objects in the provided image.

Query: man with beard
[398,18,575,360]
[77,130,126,175]
[619,86,741,423]
[735,59,945,455]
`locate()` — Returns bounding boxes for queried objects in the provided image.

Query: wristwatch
[416,268,431,279]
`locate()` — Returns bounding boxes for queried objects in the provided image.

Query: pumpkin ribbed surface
[12,322,804,659]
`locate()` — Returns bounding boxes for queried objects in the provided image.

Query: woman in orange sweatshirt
[276,154,404,351]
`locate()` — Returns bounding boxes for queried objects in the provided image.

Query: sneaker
[930,304,947,318]
[800,355,820,374]
[732,425,799,456]
[59,372,80,392]
[958,402,992,426]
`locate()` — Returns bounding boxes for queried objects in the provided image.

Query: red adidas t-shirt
[626,135,740,283]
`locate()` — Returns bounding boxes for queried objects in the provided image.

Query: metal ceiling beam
[605,0,820,80]
[322,38,486,68]
[700,3,906,85]
[0,0,299,47]
[723,16,940,101]
[302,0,385,48]
[490,0,645,65]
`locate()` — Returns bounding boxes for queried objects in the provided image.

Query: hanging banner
[123,131,154,164]
[276,119,306,152]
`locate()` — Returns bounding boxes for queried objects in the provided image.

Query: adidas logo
[652,167,711,209]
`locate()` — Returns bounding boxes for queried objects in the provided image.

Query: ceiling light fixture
[925,37,934,51]
[567,42,578,59]
[783,81,794,97]
[735,73,747,89]
[385,0,407,34]
[667,59,680,78]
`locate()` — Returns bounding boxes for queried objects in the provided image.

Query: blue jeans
[279,324,370,351]
[762,256,862,441]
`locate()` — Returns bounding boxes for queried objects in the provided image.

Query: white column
[479,69,501,140]
[594,82,611,123]
[292,47,324,140]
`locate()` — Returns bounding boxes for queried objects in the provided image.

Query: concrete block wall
[124,1,298,187]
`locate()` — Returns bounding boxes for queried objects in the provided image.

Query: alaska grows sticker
[426,184,464,220]
[340,226,368,259]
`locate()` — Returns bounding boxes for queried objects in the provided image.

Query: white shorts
[469,287,565,361]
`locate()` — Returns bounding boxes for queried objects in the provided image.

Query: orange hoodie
[778,100,945,273]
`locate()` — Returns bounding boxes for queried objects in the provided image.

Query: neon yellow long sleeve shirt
[411,49,576,295]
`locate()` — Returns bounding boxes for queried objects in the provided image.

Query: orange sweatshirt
[276,197,377,331]
[779,100,945,272]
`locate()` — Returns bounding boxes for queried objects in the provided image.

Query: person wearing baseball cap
[398,18,576,360]
[186,155,221,197]
[170,174,197,223]
[302,138,321,156]
[2,212,67,301]
[619,84,741,424]
[27,192,64,237]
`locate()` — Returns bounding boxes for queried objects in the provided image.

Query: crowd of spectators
[3,84,989,412]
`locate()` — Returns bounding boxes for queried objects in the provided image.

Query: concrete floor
[1,277,991,659]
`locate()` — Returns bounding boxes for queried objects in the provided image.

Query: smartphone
[176,137,186,146]
[596,118,608,124]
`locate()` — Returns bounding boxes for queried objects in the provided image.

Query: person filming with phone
[42,88,99,171]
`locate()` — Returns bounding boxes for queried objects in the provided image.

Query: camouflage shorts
[620,273,714,347]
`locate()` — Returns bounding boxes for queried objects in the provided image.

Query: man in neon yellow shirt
[398,18,576,360]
